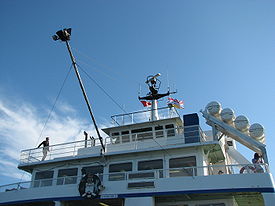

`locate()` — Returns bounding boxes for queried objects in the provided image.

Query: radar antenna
[139,73,175,120]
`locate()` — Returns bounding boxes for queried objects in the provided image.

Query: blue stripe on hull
[1,187,274,205]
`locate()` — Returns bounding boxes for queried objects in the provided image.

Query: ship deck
[0,164,274,205]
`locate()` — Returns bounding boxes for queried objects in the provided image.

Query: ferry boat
[0,29,275,206]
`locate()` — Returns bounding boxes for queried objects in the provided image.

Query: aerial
[0,1,275,205]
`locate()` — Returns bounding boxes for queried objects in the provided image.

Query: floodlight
[53,28,72,41]
[52,35,59,41]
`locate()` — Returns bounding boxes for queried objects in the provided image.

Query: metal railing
[111,107,180,126]
[20,128,184,164]
[19,127,209,164]
[20,138,103,164]
[1,163,269,193]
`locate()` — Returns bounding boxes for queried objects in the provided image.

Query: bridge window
[57,168,78,185]
[155,126,164,138]
[165,124,175,137]
[82,165,104,181]
[121,130,130,143]
[169,156,197,177]
[34,171,54,187]
[82,165,104,175]
[138,159,163,170]
[111,132,120,144]
[132,127,153,141]
[137,159,164,178]
[109,162,132,181]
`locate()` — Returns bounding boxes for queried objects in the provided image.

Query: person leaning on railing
[37,137,50,161]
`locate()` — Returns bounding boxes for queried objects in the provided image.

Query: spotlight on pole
[52,28,72,41]
[52,28,105,152]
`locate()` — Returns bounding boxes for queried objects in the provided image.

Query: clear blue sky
[1,0,275,185]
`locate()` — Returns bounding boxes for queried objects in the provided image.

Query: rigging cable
[76,64,130,116]
[72,47,121,81]
[19,63,73,184]
[35,64,73,145]
[73,47,142,87]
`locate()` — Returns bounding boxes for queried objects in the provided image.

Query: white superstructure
[0,101,275,206]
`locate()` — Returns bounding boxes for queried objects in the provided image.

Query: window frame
[169,155,197,177]
[108,161,133,181]
[34,170,54,187]
[57,168,78,185]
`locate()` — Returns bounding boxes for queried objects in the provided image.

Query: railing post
[134,134,137,150]
[73,143,76,156]
[28,150,31,163]
[264,163,269,173]
[49,147,52,160]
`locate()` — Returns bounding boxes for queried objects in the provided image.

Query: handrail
[19,138,103,163]
[21,139,97,153]
[111,106,180,126]
[111,107,171,118]
[1,163,269,192]
[19,127,210,164]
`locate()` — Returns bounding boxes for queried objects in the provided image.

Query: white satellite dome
[206,101,222,117]
[221,108,235,124]
[249,123,265,143]
[249,123,264,138]
[234,115,250,131]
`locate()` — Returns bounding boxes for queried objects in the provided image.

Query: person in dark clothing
[38,137,50,161]
[252,153,264,173]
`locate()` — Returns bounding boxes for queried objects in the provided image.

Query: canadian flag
[140,100,152,107]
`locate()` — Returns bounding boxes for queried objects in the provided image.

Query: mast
[52,28,105,152]
[138,73,172,121]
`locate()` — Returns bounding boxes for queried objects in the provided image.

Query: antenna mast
[138,73,174,121]
[52,28,105,152]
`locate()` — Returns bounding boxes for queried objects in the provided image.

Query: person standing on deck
[252,153,264,173]
[37,137,50,161]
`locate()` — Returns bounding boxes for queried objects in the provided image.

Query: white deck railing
[111,107,180,126]
[1,163,269,193]
[20,127,199,164]
[20,138,103,164]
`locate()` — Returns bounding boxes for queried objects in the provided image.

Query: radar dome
[221,108,235,124]
[234,115,249,131]
[206,101,222,117]
[249,123,264,139]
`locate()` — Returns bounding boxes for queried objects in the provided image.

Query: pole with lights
[52,28,105,152]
